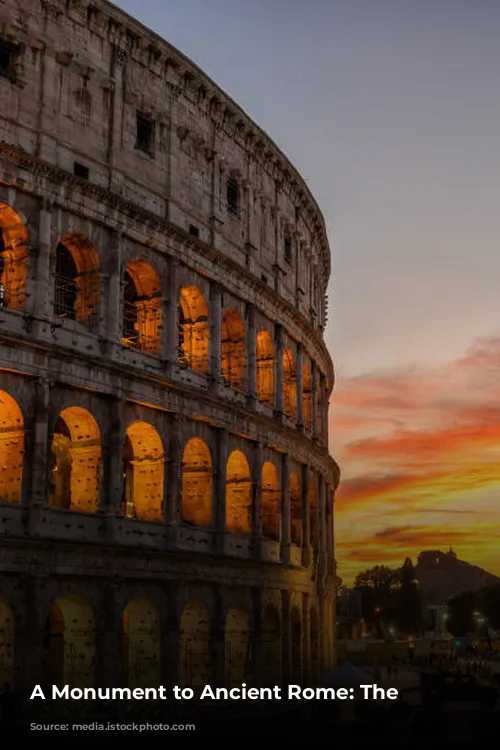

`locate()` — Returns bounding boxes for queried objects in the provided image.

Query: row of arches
[0,392,320,548]
[0,595,321,690]
[0,205,323,427]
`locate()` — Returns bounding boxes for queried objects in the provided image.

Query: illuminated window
[302,361,312,430]
[226,450,251,534]
[261,461,280,541]
[0,390,24,504]
[0,203,28,311]
[179,286,209,372]
[53,233,101,331]
[122,260,162,352]
[181,437,212,527]
[122,420,164,522]
[283,348,296,419]
[221,308,245,389]
[289,472,302,545]
[256,330,275,404]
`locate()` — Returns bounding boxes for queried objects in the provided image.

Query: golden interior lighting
[122,420,165,522]
[0,389,24,504]
[261,461,280,541]
[179,600,211,689]
[48,406,101,513]
[256,329,275,404]
[302,361,312,430]
[283,348,296,419]
[289,472,302,545]
[221,308,246,389]
[225,450,252,534]
[181,437,212,527]
[122,259,162,352]
[54,233,101,331]
[122,598,160,689]
[179,285,209,372]
[0,203,28,311]
[43,595,95,689]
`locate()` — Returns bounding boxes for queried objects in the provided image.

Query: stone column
[27,376,50,534]
[246,302,257,406]
[33,202,53,321]
[281,454,291,564]
[311,362,318,441]
[296,342,303,428]
[321,375,328,447]
[319,475,327,560]
[95,584,121,689]
[209,281,222,390]
[252,441,263,559]
[281,589,291,687]
[301,464,311,567]
[165,256,179,375]
[211,587,226,688]
[214,427,228,549]
[105,231,123,347]
[162,587,180,690]
[302,594,311,687]
[274,323,284,417]
[104,396,125,515]
[251,588,263,686]
[326,484,335,574]
[165,414,182,525]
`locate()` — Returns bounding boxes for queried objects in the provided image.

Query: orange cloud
[331,335,500,585]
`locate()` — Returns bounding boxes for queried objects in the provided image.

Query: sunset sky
[115,0,500,584]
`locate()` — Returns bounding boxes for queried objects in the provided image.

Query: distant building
[415,547,500,607]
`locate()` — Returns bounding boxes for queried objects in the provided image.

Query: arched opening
[289,472,302,546]
[310,608,320,684]
[122,598,160,689]
[122,421,164,522]
[0,390,24,504]
[226,450,252,535]
[261,461,280,541]
[225,607,251,688]
[53,233,100,331]
[302,362,312,430]
[0,599,14,685]
[179,601,211,689]
[179,286,209,372]
[181,437,212,527]
[256,330,274,404]
[221,308,245,389]
[43,595,95,688]
[261,604,281,687]
[308,480,319,561]
[290,606,302,684]
[283,348,296,419]
[0,203,28,310]
[48,407,101,513]
[122,259,162,352]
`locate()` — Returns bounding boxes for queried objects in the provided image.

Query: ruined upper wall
[0,0,331,331]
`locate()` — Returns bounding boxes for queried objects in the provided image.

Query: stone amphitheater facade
[0,0,340,702]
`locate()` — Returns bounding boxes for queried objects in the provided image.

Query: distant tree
[447,591,477,637]
[354,565,399,625]
[479,583,500,630]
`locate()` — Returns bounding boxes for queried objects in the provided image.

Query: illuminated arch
[0,390,24,504]
[43,595,95,688]
[283,348,296,419]
[315,379,322,436]
[221,308,245,389]
[0,599,14,685]
[261,461,280,541]
[302,361,312,430]
[310,607,320,684]
[289,472,302,546]
[54,233,101,330]
[179,600,211,689]
[181,437,212,527]
[256,330,274,404]
[261,604,281,687]
[122,259,162,352]
[48,407,101,513]
[122,420,165,522]
[290,606,302,684]
[122,598,160,689]
[179,286,209,372]
[0,203,28,310]
[226,450,252,535]
[225,607,251,688]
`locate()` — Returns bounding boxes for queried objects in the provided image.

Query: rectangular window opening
[284,235,292,264]
[74,162,89,179]
[136,112,155,154]
[227,177,239,216]
[0,41,16,80]
[189,224,200,238]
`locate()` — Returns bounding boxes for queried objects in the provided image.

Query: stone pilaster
[165,256,179,375]
[209,281,222,390]
[281,453,291,564]
[281,589,291,687]
[27,376,50,535]
[296,342,303,428]
[214,427,228,549]
[274,323,284,417]
[301,464,311,567]
[166,413,182,525]
[246,301,257,406]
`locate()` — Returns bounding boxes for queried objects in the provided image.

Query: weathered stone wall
[0,0,339,702]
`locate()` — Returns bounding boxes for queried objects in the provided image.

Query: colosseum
[0,0,339,717]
